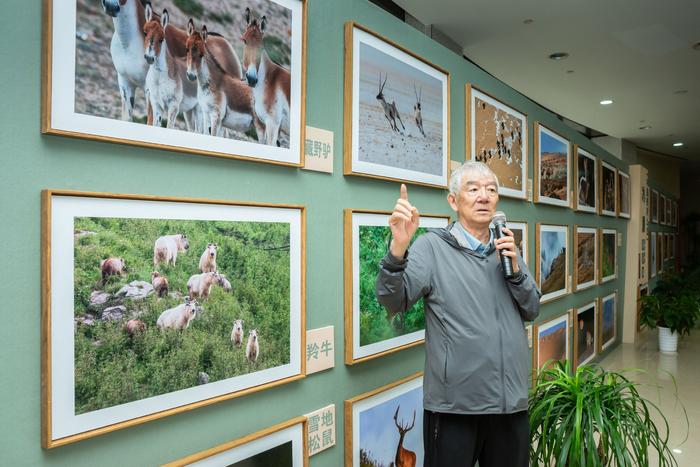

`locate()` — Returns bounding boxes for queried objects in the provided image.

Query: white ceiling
[393,0,700,161]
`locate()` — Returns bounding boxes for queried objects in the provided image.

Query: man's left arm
[504,256,541,322]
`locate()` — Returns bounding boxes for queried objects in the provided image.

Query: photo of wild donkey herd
[73,216,291,414]
[76,0,293,147]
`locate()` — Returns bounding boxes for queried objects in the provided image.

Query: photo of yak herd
[73,216,291,414]
[75,0,293,147]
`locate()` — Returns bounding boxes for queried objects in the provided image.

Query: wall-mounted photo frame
[650,231,657,278]
[344,372,424,467]
[163,416,308,466]
[665,197,672,227]
[599,228,617,283]
[534,123,570,208]
[344,22,450,188]
[574,146,597,213]
[657,232,664,273]
[674,201,679,227]
[574,226,597,291]
[344,210,449,365]
[666,233,672,261]
[599,161,618,216]
[637,284,649,332]
[573,301,597,369]
[617,170,631,219]
[639,237,648,283]
[507,221,529,266]
[651,189,659,223]
[599,292,617,352]
[534,312,571,375]
[660,194,667,225]
[41,190,305,448]
[671,233,676,259]
[536,224,569,303]
[466,84,527,199]
[42,0,307,167]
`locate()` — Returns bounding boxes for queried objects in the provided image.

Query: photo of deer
[535,123,570,207]
[43,0,306,166]
[345,23,450,188]
[346,374,424,467]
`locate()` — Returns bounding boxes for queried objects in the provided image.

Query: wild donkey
[393,406,416,467]
[376,73,405,134]
[143,7,201,130]
[186,22,264,139]
[412,84,426,137]
[241,8,291,146]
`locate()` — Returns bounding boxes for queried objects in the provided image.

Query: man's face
[447,174,499,227]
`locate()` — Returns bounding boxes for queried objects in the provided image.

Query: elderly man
[376,161,540,467]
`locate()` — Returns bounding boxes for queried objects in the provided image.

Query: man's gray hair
[449,161,500,196]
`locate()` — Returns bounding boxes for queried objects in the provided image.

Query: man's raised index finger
[400,183,409,201]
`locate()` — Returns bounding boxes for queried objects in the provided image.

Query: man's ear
[446,193,458,212]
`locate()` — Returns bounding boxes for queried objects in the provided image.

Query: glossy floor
[599,329,700,465]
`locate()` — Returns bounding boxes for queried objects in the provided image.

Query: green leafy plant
[640,271,700,336]
[529,361,684,466]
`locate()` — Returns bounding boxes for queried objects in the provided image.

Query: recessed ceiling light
[673,142,684,147]
[600,99,614,105]
[693,42,700,51]
[639,125,652,130]
[523,19,534,24]
[549,52,569,60]
[674,89,688,94]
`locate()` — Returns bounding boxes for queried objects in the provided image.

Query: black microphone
[492,211,514,279]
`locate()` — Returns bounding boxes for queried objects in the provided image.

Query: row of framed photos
[648,231,677,279]
[645,186,679,227]
[42,2,628,213]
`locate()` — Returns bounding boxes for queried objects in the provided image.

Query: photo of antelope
[346,23,449,188]
[44,0,305,165]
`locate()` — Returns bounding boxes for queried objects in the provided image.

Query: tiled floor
[599,329,700,465]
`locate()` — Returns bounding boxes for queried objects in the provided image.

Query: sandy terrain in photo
[540,152,567,200]
[538,326,566,368]
[576,233,595,285]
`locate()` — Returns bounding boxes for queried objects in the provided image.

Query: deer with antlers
[393,406,416,467]
[376,73,405,134]
[412,84,426,137]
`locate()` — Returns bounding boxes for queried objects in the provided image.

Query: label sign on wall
[305,404,336,456]
[306,326,334,374]
[303,126,334,173]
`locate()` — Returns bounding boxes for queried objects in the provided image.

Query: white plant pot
[658,326,679,353]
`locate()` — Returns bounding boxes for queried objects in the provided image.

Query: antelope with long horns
[393,406,416,467]
[412,84,426,137]
[376,73,405,134]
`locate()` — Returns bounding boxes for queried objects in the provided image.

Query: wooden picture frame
[657,232,664,273]
[574,226,597,291]
[599,160,618,216]
[599,228,617,283]
[466,84,528,199]
[533,312,571,376]
[617,170,631,218]
[651,189,659,223]
[163,416,308,466]
[599,292,617,352]
[666,197,672,227]
[574,146,597,213]
[42,0,308,167]
[42,190,306,448]
[344,22,450,188]
[534,122,571,208]
[344,372,424,467]
[535,223,569,303]
[573,301,597,369]
[507,221,529,266]
[637,284,649,332]
[344,209,449,365]
[650,231,657,278]
[660,194,667,225]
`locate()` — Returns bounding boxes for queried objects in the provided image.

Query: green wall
[0,0,630,465]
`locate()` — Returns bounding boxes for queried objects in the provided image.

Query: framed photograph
[534,123,570,207]
[344,210,449,364]
[507,221,529,266]
[599,292,617,352]
[163,416,308,466]
[344,22,450,188]
[536,224,569,303]
[599,228,617,283]
[344,372,424,467]
[637,284,649,332]
[666,233,672,261]
[574,146,597,213]
[660,194,667,225]
[651,189,659,223]
[657,232,664,273]
[674,201,679,227]
[650,231,657,278]
[666,197,672,227]
[599,161,618,216]
[573,301,597,369]
[639,237,648,283]
[42,190,305,448]
[617,170,631,218]
[671,233,676,259]
[574,226,597,291]
[466,84,527,199]
[534,312,571,375]
[42,0,307,166]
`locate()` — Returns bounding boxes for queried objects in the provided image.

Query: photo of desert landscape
[576,149,596,211]
[539,226,568,300]
[601,294,616,350]
[537,316,569,371]
[575,304,596,366]
[471,89,525,196]
[536,125,569,205]
[601,163,617,214]
[601,230,616,281]
[575,228,596,289]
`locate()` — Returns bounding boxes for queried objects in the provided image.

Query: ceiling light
[693,42,700,51]
[549,52,569,60]
[523,19,534,24]
[600,99,614,105]
[673,142,684,147]
[639,125,652,130]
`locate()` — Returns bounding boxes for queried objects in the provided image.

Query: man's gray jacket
[375,223,541,414]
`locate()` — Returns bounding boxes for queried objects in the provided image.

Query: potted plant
[640,271,700,353]
[529,361,684,466]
